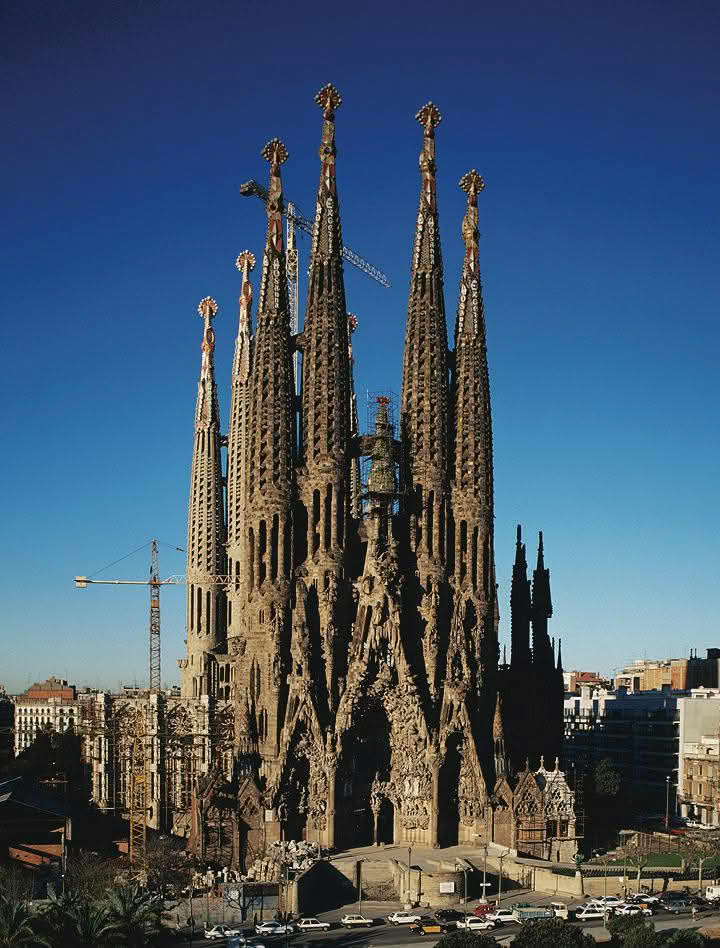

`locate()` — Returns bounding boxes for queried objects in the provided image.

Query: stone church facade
[173,85,573,858]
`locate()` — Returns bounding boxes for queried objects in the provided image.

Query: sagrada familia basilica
[81,86,573,866]
[173,83,571,858]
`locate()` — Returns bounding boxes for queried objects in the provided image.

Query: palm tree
[70,899,115,948]
[104,885,162,947]
[0,894,50,948]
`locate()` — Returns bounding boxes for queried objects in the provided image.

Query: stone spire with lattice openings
[451,170,497,682]
[510,525,532,669]
[242,139,296,763]
[493,688,510,780]
[182,296,227,699]
[401,102,450,587]
[298,84,351,575]
[226,251,255,643]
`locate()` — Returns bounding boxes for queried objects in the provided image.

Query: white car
[591,896,625,908]
[456,916,497,931]
[616,904,652,917]
[574,906,606,920]
[388,911,422,925]
[255,920,296,936]
[296,918,331,931]
[485,908,516,924]
[205,924,242,939]
[340,914,374,928]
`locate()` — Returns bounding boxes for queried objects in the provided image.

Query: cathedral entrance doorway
[438,733,462,847]
[337,699,393,848]
[377,797,394,844]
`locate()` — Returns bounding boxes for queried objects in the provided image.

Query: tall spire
[451,170,495,610]
[242,139,296,761]
[226,251,255,642]
[296,84,353,716]
[298,83,351,561]
[401,102,450,582]
[510,525,532,669]
[182,296,226,698]
[532,530,553,670]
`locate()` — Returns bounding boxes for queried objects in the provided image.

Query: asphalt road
[178,903,720,946]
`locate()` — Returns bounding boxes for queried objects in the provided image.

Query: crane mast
[149,539,161,694]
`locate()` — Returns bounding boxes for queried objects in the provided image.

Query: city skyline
[3,1,719,693]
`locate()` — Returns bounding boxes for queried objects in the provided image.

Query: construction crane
[241,179,390,395]
[239,179,391,289]
[75,539,171,694]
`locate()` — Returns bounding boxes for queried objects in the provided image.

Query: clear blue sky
[2,0,719,693]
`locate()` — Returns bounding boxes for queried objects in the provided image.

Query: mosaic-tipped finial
[415,101,442,134]
[198,297,218,321]
[261,138,289,166]
[347,313,358,335]
[315,83,342,115]
[459,169,485,196]
[235,251,256,277]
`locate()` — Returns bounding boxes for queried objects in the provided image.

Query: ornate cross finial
[315,83,342,116]
[459,169,485,196]
[415,102,442,135]
[197,296,218,322]
[261,138,289,167]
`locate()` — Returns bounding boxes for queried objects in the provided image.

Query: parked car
[205,924,242,940]
[574,906,606,920]
[666,900,694,914]
[255,920,296,936]
[409,918,449,935]
[456,916,497,931]
[616,904,653,916]
[340,914,374,928]
[485,908,516,924]
[296,918,331,931]
[435,909,464,921]
[388,911,422,925]
[591,896,625,908]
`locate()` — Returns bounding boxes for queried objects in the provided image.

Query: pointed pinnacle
[459,169,485,195]
[315,83,342,113]
[261,138,289,166]
[235,251,256,273]
[197,297,218,321]
[415,102,442,131]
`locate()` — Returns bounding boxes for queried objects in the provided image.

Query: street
[176,895,720,945]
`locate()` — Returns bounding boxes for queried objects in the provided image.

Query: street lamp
[456,861,469,925]
[407,847,413,905]
[357,859,367,916]
[497,849,510,905]
[666,774,671,830]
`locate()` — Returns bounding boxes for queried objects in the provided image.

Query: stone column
[429,758,441,848]
[326,765,336,849]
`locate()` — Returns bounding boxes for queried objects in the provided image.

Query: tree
[0,895,51,948]
[435,932,497,948]
[595,758,621,798]
[509,918,596,946]
[663,931,711,946]
[104,885,163,948]
[606,915,662,947]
